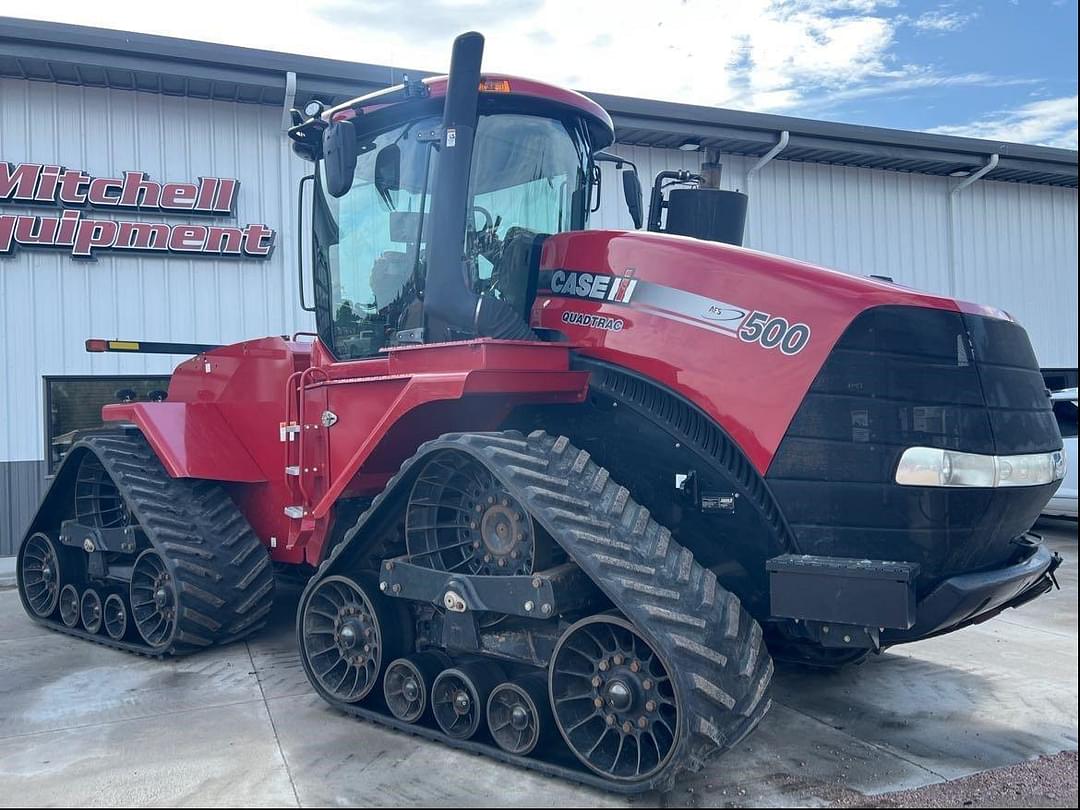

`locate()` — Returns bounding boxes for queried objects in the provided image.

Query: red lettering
[169,225,208,251]
[241,223,274,256]
[35,166,62,203]
[118,171,160,208]
[58,169,91,205]
[56,210,80,245]
[87,177,124,206]
[72,218,118,258]
[116,221,170,250]
[0,163,41,202]
[14,215,59,244]
[214,178,238,213]
[195,177,217,212]
[0,214,15,253]
[206,226,243,254]
[161,183,197,209]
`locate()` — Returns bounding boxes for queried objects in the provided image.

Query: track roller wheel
[550,615,679,784]
[487,673,550,756]
[19,533,61,618]
[59,584,81,628]
[130,549,176,649]
[384,652,448,723]
[80,588,103,634]
[104,594,128,640]
[431,661,504,740]
[299,575,410,704]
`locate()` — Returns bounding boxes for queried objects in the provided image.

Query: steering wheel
[471,205,494,232]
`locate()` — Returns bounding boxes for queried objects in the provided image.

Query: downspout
[744,130,789,247]
[281,71,297,133]
[946,153,999,295]
[747,130,790,186]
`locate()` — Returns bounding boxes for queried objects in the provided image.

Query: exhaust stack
[423,32,534,342]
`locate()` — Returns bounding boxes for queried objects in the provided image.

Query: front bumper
[767,537,1061,649]
[881,540,1060,644]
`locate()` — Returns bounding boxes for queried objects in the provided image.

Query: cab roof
[327,73,616,150]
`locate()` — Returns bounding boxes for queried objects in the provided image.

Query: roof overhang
[2,16,1076,187]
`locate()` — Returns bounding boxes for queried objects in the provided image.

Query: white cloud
[926,96,1079,148]
[3,0,1071,148]
[910,7,977,33]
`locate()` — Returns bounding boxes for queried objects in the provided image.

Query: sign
[0,162,275,259]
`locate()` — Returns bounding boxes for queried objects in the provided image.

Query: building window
[44,376,170,473]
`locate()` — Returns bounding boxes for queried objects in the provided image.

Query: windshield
[313,111,590,359]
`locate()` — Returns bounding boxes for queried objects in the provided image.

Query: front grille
[767,305,1061,589]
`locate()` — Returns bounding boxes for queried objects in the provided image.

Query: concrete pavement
[0,523,1075,807]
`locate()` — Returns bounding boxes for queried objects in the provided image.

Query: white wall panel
[0,78,314,462]
[593,143,1076,368]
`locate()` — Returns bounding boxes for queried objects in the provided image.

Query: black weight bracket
[378,559,597,619]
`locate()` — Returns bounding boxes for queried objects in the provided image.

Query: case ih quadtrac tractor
[17,32,1064,792]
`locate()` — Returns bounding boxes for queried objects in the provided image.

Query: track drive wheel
[18,533,61,618]
[298,575,410,704]
[550,615,679,783]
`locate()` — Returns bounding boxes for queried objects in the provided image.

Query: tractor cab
[290,44,621,360]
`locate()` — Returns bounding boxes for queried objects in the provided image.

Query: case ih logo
[0,162,275,260]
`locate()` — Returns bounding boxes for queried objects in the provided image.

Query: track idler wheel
[431,662,504,740]
[487,673,551,756]
[59,584,81,628]
[130,549,177,649]
[80,588,103,634]
[384,652,449,723]
[104,594,129,640]
[550,615,680,784]
[299,575,410,704]
[18,533,62,618]
[406,452,548,577]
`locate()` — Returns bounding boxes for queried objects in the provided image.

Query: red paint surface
[532,230,988,474]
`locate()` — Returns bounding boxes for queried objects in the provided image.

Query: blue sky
[7,0,1078,148]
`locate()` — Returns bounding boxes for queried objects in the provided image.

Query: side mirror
[622,169,644,230]
[322,120,358,198]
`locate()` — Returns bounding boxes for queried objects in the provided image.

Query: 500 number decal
[738,311,811,355]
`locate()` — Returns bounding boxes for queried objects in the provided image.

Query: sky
[4,0,1077,148]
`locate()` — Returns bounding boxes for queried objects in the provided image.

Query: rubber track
[20,430,274,656]
[302,430,773,792]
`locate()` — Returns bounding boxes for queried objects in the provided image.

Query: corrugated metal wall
[593,145,1078,368]
[1,77,1077,553]
[0,77,315,469]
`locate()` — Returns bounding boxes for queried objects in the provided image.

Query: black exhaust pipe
[424,32,535,342]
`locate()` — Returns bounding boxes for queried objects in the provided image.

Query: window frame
[42,374,171,474]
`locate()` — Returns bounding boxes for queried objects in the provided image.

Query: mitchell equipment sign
[0,162,275,259]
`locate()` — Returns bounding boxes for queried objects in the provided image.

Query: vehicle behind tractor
[17,32,1064,792]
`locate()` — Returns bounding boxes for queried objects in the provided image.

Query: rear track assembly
[16,430,274,656]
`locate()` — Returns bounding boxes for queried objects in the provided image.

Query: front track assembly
[298,431,773,792]
[16,430,275,656]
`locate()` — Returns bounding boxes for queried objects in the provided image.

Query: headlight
[896,447,1066,488]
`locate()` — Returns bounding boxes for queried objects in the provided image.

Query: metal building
[1,18,1077,555]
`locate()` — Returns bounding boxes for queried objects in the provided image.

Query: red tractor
[17,33,1064,791]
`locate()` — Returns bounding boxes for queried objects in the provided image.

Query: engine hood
[533,229,1016,473]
